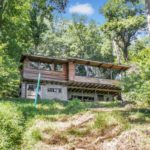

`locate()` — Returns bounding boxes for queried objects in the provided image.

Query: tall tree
[145,0,150,33]
[101,0,146,62]
[29,0,68,52]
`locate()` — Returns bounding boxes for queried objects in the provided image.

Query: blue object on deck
[34,73,41,109]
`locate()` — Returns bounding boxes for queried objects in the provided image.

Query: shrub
[64,99,86,114]
[21,119,42,150]
[31,129,42,141]
[0,102,24,150]
[67,128,90,137]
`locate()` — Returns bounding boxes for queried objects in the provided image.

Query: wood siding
[22,59,120,87]
[22,59,68,81]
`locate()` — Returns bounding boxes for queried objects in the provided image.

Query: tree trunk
[113,40,121,64]
[123,46,129,62]
[146,0,150,34]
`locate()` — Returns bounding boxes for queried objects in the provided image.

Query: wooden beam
[68,86,121,93]
[98,63,103,67]
[86,61,91,65]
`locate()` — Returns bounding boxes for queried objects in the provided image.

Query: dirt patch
[33,112,150,150]
[48,112,94,131]
[42,132,68,145]
[100,129,150,150]
[72,124,122,150]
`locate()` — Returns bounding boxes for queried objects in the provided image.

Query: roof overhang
[20,54,130,71]
[68,58,129,71]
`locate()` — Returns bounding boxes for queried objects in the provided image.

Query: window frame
[47,88,62,93]
[29,61,63,72]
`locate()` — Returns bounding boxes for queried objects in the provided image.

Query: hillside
[0,99,150,150]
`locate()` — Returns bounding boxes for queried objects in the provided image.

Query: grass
[0,98,149,150]
[93,111,129,132]
[0,102,24,150]
[0,98,86,149]
[67,127,91,137]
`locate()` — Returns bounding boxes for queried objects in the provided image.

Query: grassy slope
[0,98,150,150]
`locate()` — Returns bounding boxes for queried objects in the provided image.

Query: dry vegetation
[0,99,150,150]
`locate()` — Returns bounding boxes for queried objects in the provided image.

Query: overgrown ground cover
[0,98,150,150]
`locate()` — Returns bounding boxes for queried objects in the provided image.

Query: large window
[29,61,63,72]
[30,62,39,69]
[39,63,53,71]
[54,64,63,71]
[75,64,87,76]
[75,64,121,80]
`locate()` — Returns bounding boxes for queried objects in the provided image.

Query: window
[27,84,41,91]
[75,64,112,78]
[71,95,94,101]
[75,64,87,76]
[27,84,36,91]
[54,64,63,71]
[112,70,122,80]
[39,63,52,71]
[86,66,95,77]
[29,61,63,72]
[30,62,39,69]
[98,94,104,101]
[47,88,62,93]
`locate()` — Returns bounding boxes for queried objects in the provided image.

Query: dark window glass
[54,64,63,71]
[87,66,95,77]
[30,62,39,69]
[58,89,62,93]
[112,70,122,80]
[75,64,87,76]
[47,88,62,93]
[39,63,52,71]
[27,84,36,91]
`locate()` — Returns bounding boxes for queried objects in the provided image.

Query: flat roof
[21,54,130,71]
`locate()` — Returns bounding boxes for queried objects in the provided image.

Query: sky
[61,0,107,24]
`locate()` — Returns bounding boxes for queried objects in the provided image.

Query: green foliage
[0,49,20,97]
[123,48,150,106]
[93,111,129,130]
[36,16,114,62]
[28,0,68,51]
[0,102,24,150]
[101,0,146,61]
[31,129,42,141]
[67,128,90,137]
[64,99,86,114]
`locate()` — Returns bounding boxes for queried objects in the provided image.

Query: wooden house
[20,54,129,101]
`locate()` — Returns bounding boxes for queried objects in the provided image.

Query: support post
[82,90,83,102]
[34,73,41,109]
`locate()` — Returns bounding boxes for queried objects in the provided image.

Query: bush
[0,102,24,150]
[64,99,86,114]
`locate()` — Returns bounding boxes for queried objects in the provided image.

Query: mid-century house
[20,54,129,101]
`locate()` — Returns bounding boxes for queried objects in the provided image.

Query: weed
[31,129,42,141]
[93,111,129,131]
[67,128,90,137]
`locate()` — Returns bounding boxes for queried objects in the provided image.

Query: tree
[64,15,114,62]
[101,0,146,62]
[0,0,69,97]
[145,0,150,33]
[29,0,68,51]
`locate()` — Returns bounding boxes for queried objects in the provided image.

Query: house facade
[20,54,129,101]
